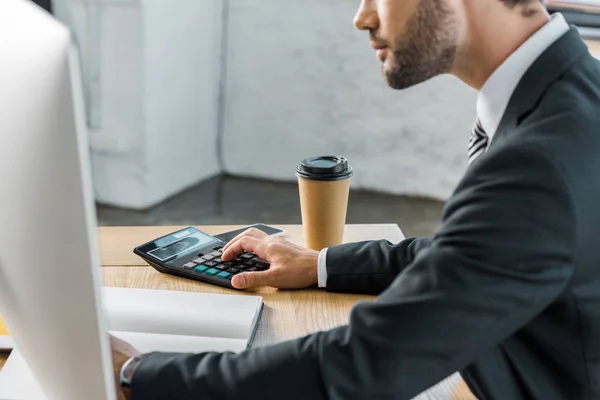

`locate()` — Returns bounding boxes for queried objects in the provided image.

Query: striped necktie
[468,119,489,165]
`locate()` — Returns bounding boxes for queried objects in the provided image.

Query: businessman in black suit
[112,0,600,398]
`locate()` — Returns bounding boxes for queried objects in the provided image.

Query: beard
[382,0,459,90]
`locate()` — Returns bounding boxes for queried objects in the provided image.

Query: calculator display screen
[148,230,217,262]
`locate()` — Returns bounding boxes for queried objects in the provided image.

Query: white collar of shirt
[476,13,569,140]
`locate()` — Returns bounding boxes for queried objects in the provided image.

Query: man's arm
[128,143,577,400]
[322,236,434,294]
[219,229,432,292]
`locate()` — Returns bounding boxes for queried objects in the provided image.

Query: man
[113,0,600,398]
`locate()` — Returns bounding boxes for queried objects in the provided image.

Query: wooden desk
[97,224,403,267]
[0,224,475,399]
[587,40,600,55]
[99,225,403,346]
[0,226,398,361]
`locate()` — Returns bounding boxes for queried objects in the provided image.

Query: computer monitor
[0,1,115,399]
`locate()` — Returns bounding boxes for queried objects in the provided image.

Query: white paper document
[0,288,263,400]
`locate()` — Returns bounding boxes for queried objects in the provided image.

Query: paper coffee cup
[296,156,353,251]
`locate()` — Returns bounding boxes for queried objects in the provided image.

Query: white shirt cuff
[317,248,328,288]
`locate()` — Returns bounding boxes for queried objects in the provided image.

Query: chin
[382,63,429,90]
[382,64,405,90]
[381,63,394,83]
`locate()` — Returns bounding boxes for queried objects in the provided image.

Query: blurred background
[31,0,600,238]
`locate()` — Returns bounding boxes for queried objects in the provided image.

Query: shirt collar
[476,13,569,139]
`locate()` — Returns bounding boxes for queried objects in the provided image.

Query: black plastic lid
[295,156,353,181]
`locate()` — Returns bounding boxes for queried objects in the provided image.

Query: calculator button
[210,251,222,257]
[193,258,205,264]
[241,253,254,260]
[217,271,232,279]
[221,262,234,269]
[205,268,220,276]
[243,260,254,267]
[197,252,204,257]
[204,261,218,267]
[213,246,223,251]
[246,267,259,272]
[183,262,196,270]
[226,267,240,274]
[254,261,269,269]
[194,265,208,273]
[203,254,215,261]
[213,264,226,270]
[213,257,222,264]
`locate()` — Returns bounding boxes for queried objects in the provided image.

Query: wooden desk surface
[99,224,403,346]
[98,224,402,266]
[587,40,600,55]
[0,226,401,363]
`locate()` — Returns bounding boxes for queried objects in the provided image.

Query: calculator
[133,227,270,289]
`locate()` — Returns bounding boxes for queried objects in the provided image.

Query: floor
[97,175,444,239]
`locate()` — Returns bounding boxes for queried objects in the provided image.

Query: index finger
[221,236,265,261]
[222,228,267,253]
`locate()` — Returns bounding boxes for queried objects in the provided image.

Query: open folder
[0,287,263,400]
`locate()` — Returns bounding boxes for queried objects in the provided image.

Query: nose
[354,0,378,31]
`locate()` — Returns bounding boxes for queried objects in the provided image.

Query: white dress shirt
[317,13,570,288]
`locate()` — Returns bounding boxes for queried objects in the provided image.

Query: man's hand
[110,335,141,400]
[221,228,320,289]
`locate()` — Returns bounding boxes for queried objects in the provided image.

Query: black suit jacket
[31,0,52,13]
[131,28,600,400]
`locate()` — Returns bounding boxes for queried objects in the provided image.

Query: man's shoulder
[475,67,600,202]
[500,56,600,166]
[527,53,600,135]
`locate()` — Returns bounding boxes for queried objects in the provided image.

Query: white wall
[55,0,476,208]
[54,0,222,209]
[221,0,476,200]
